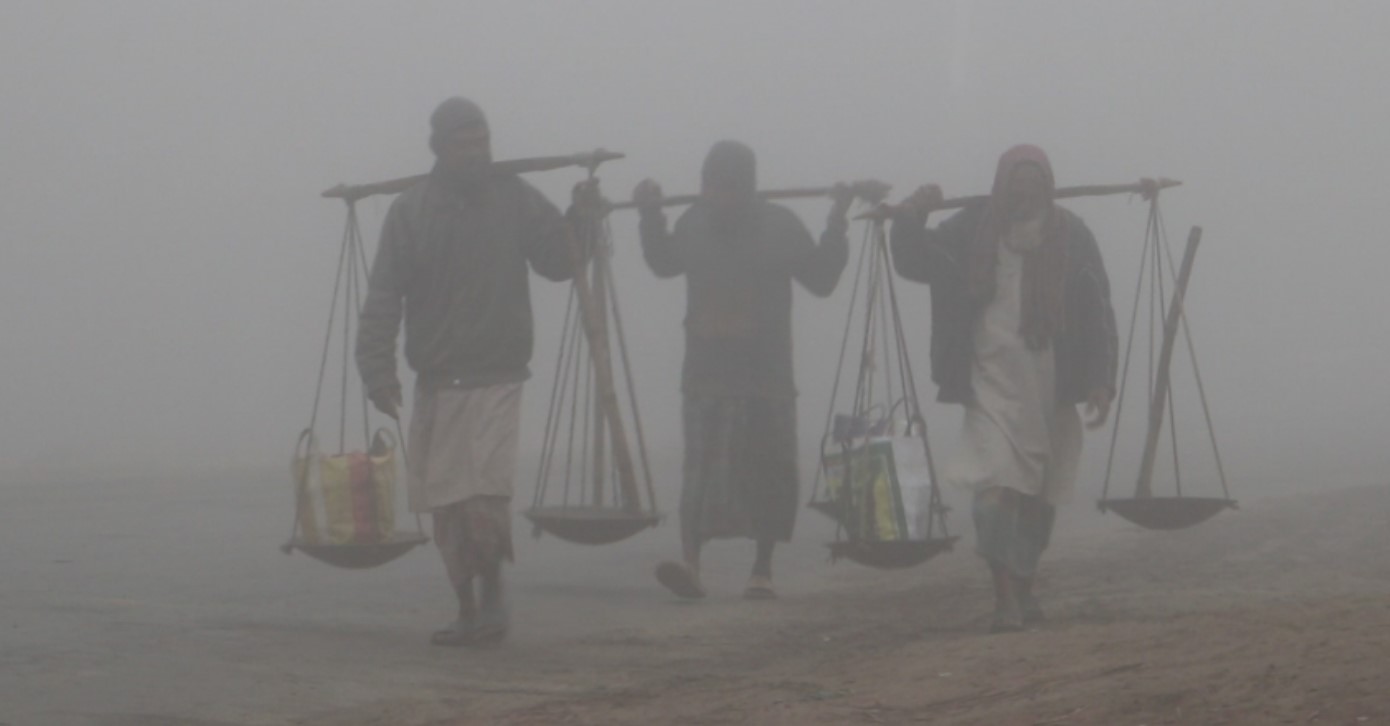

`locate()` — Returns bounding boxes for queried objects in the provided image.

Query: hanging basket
[281,531,430,569]
[807,216,955,572]
[1099,222,1236,533]
[827,536,958,569]
[527,217,663,548]
[282,427,429,570]
[1098,496,1236,531]
[283,202,430,571]
[523,506,659,545]
[813,424,953,571]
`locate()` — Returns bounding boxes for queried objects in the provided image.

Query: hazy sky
[3,1,1387,500]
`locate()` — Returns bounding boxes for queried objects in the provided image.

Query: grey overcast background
[2,1,1386,505]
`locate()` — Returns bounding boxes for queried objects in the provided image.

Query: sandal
[655,561,706,600]
[743,575,777,601]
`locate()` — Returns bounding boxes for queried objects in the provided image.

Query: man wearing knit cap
[634,140,854,601]
[889,145,1118,633]
[357,97,596,646]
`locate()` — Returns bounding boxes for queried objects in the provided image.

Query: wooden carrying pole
[607,179,892,211]
[321,149,625,202]
[854,178,1182,220]
[1135,226,1203,498]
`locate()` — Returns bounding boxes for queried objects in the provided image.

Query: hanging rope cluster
[525,196,662,545]
[1099,188,1234,530]
[282,201,428,569]
[808,209,957,570]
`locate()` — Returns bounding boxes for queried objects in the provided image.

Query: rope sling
[282,202,428,569]
[524,164,665,545]
[807,207,958,569]
[1097,189,1235,530]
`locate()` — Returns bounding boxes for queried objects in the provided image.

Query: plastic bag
[292,429,397,545]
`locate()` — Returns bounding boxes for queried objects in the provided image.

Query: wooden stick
[563,225,642,512]
[590,238,609,507]
[853,178,1181,220]
[607,179,892,211]
[1135,226,1202,499]
[321,149,624,202]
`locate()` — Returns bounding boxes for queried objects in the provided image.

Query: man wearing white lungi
[890,145,1118,632]
[356,97,593,646]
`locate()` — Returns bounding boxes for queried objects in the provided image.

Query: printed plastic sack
[292,429,397,545]
[821,435,932,541]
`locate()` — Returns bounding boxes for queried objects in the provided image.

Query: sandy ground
[2,466,1387,726]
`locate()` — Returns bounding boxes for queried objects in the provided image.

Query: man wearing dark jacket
[635,140,853,600]
[890,145,1118,632]
[356,97,593,646]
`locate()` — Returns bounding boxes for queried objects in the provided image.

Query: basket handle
[283,427,319,554]
[370,426,397,457]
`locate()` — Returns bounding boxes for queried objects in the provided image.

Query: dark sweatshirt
[356,172,573,396]
[640,200,848,400]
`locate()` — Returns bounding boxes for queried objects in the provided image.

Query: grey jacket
[356,172,573,396]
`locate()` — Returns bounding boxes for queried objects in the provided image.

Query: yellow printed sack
[292,429,398,545]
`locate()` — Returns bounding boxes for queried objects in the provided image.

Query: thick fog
[3,0,1387,501]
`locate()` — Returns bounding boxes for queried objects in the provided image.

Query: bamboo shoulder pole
[853,178,1181,220]
[607,179,892,212]
[609,186,831,212]
[321,149,624,202]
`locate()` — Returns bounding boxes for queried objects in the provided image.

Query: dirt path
[3,472,1386,725]
[299,484,1390,726]
[486,596,1388,726]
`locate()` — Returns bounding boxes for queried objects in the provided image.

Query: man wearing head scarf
[889,145,1118,632]
[356,97,596,646]
[633,140,854,600]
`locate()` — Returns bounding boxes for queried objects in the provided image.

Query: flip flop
[466,607,509,647]
[743,575,777,601]
[655,561,706,600]
[464,624,506,648]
